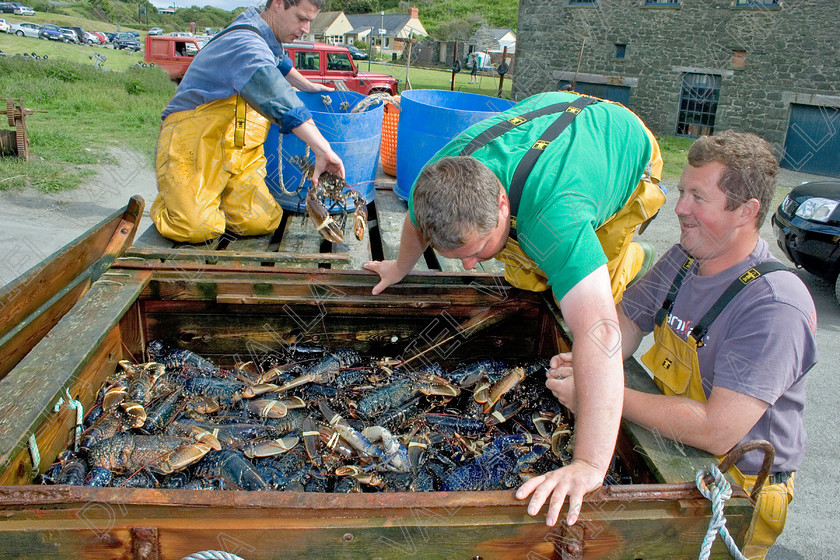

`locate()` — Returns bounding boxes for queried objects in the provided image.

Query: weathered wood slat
[0,269,151,480]
[622,358,723,485]
[0,196,144,380]
[123,247,350,266]
[131,222,175,248]
[276,211,330,268]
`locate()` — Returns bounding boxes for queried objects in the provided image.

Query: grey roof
[346,14,410,36]
[310,11,344,34]
[347,26,373,35]
[488,27,514,41]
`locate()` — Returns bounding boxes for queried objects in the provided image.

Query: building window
[644,0,679,4]
[734,0,780,5]
[731,50,746,67]
[676,73,721,137]
[615,43,626,59]
[569,0,597,5]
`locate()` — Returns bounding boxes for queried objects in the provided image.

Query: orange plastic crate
[380,96,400,177]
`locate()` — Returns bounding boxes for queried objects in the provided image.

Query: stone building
[513,0,840,176]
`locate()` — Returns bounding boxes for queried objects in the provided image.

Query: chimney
[409,5,418,19]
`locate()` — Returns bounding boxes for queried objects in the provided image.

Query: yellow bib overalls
[641,258,795,560]
[151,95,284,243]
[495,122,664,303]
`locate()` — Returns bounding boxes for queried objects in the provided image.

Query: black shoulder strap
[508,96,599,240]
[654,256,696,327]
[206,24,261,46]
[459,102,579,157]
[690,261,789,345]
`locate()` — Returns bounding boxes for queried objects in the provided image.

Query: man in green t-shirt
[364,91,664,527]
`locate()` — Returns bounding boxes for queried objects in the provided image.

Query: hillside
[23,0,518,38]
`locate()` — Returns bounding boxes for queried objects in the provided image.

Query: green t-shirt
[408,91,652,300]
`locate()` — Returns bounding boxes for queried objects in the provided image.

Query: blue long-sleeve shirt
[162,7,309,131]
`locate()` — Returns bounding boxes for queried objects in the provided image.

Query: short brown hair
[687,130,779,228]
[266,0,324,9]
[412,157,501,251]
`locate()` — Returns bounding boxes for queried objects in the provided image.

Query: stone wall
[513,0,840,151]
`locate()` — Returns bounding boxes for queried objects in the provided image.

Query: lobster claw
[353,202,368,241]
[306,188,344,243]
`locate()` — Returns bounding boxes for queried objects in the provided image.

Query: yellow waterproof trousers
[643,320,794,560]
[151,95,283,243]
[496,126,664,303]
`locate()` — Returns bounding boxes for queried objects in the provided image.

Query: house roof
[488,27,515,40]
[346,13,414,36]
[310,11,344,34]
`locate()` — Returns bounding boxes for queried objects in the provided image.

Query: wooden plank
[369,189,430,271]
[131,221,175,249]
[224,232,275,256]
[123,248,349,266]
[0,269,151,479]
[0,197,144,380]
[276,211,329,268]
[0,196,144,341]
[622,357,721,484]
[0,486,751,560]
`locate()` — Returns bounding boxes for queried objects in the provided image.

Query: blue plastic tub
[264,91,384,213]
[394,90,515,200]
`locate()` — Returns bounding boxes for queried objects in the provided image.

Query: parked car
[112,32,140,51]
[284,41,397,94]
[0,2,15,13]
[0,17,10,33]
[772,180,840,304]
[84,31,100,44]
[148,27,163,35]
[58,27,77,43]
[38,23,63,41]
[346,45,368,60]
[11,21,39,37]
[12,3,34,15]
[92,31,107,43]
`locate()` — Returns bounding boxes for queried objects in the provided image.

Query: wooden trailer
[0,194,767,560]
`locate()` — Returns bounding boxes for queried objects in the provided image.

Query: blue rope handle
[695,464,748,560]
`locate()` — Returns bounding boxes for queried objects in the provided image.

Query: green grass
[657,135,694,184]
[0,54,174,192]
[368,61,513,98]
[0,33,146,71]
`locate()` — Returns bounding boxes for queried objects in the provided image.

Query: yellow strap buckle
[234,95,247,148]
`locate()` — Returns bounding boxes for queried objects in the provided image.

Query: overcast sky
[148,0,259,12]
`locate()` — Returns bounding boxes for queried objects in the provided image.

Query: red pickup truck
[145,35,398,95]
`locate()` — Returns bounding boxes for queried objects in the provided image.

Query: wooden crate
[0,260,755,560]
[127,185,505,275]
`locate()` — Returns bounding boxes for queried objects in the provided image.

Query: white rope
[695,464,748,560]
[180,551,248,560]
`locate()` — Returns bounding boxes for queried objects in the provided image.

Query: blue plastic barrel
[264,90,384,213]
[394,90,515,200]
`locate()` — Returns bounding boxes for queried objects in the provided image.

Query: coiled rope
[180,551,247,560]
[695,464,747,560]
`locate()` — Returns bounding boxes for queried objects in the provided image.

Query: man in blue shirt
[151,0,344,243]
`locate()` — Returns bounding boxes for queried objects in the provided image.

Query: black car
[772,180,840,303]
[346,45,368,60]
[0,2,15,13]
[112,32,140,51]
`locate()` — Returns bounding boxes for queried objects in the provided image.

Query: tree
[89,0,114,20]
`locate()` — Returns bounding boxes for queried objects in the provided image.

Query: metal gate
[782,103,840,178]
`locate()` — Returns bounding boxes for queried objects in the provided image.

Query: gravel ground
[0,151,836,559]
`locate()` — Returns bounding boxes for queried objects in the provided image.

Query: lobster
[286,148,368,243]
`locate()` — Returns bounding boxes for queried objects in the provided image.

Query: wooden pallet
[128,184,505,275]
